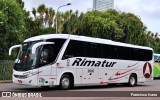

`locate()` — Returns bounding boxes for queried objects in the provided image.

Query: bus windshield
[154,55,159,62]
[13,39,66,71]
[14,41,40,71]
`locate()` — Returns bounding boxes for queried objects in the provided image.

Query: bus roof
[24,34,70,42]
[24,34,153,51]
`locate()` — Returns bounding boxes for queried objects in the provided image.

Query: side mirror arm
[9,45,21,56]
[32,42,54,54]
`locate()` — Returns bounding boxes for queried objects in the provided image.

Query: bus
[9,34,153,89]
[154,53,160,78]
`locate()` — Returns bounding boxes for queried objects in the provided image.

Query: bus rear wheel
[128,74,137,87]
[60,75,72,90]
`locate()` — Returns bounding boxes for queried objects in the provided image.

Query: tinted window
[37,39,66,67]
[117,46,130,60]
[130,48,153,61]
[62,39,153,61]
[46,39,66,60]
[38,44,54,67]
[141,49,153,61]
[62,40,85,59]
[130,48,141,61]
[154,55,159,62]
[85,42,102,58]
[102,44,152,61]
[102,44,117,59]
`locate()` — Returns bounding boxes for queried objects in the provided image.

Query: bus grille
[14,75,28,79]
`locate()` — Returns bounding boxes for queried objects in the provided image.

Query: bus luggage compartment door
[38,65,52,86]
[82,69,99,84]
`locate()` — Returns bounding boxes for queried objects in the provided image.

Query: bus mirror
[9,45,21,56]
[32,42,54,54]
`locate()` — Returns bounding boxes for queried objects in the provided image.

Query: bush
[0,60,14,80]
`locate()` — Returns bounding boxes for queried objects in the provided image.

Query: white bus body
[9,34,154,89]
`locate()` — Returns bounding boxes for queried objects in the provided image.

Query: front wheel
[60,75,72,89]
[128,74,137,87]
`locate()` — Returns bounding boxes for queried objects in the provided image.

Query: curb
[0,80,12,83]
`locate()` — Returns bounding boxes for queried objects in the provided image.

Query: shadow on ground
[154,77,160,80]
[11,83,148,92]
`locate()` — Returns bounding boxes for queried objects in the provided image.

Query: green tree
[49,8,55,28]
[37,4,46,28]
[44,8,49,27]
[28,4,160,53]
[32,8,37,20]
[0,0,28,59]
[37,4,46,18]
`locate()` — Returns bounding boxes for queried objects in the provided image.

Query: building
[93,0,114,11]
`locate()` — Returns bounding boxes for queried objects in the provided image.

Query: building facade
[93,0,114,11]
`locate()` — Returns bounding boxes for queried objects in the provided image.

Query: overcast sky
[22,0,160,34]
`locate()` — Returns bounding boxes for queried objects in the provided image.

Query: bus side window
[102,44,117,59]
[142,49,153,61]
[116,46,130,60]
[85,42,102,58]
[62,40,85,60]
[39,45,54,66]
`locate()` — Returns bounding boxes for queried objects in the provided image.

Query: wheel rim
[61,77,70,88]
[130,77,135,85]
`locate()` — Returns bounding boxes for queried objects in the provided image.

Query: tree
[0,0,29,59]
[32,8,37,20]
[16,0,24,8]
[49,8,55,27]
[37,4,46,18]
[29,5,160,54]
[57,12,63,33]
[37,4,46,27]
[75,10,79,18]
[44,8,49,27]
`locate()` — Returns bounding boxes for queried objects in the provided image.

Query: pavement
[0,79,160,100]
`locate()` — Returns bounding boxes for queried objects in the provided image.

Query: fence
[0,60,14,80]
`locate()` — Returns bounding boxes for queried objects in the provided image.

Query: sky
[22,0,160,34]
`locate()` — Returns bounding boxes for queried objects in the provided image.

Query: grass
[0,60,14,80]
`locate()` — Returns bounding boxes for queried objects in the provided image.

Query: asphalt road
[0,79,160,91]
[0,79,160,100]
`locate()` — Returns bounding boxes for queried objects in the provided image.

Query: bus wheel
[60,75,72,89]
[128,74,137,87]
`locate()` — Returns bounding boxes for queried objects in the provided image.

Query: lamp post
[56,3,71,34]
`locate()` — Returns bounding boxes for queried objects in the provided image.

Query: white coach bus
[9,34,153,89]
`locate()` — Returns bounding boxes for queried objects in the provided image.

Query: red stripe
[50,78,56,80]
[115,68,136,76]
[100,80,121,84]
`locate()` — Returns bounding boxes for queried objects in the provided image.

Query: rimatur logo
[143,62,152,78]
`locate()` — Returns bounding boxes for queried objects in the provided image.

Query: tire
[128,74,137,87]
[60,75,72,90]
